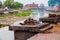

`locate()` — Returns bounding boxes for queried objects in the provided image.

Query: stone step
[40,26,53,31]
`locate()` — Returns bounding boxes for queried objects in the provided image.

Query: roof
[25,3,38,8]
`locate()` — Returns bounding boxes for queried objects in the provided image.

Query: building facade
[24,2,38,9]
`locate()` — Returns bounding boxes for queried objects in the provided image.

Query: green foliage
[48,0,60,7]
[14,10,32,16]
[4,0,13,7]
[21,10,32,16]
[0,10,32,17]
[0,1,2,8]
[4,0,23,8]
[14,2,23,8]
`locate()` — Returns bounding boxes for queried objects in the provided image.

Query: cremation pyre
[20,18,39,25]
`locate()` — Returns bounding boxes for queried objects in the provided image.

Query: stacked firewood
[19,18,53,33]
[20,18,39,25]
[49,14,56,17]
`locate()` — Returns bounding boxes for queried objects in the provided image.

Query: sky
[0,0,48,6]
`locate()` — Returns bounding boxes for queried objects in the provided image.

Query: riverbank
[0,16,28,25]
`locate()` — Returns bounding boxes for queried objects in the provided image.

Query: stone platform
[9,22,53,40]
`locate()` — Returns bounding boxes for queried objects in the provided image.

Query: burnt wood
[39,17,58,24]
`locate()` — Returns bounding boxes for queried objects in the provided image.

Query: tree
[4,0,23,8]
[0,1,2,8]
[48,0,60,7]
[14,2,23,8]
[4,0,14,8]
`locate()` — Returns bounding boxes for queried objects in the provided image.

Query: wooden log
[39,17,58,24]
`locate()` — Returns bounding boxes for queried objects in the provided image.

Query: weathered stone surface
[9,23,53,40]
[9,23,49,32]
[27,33,60,40]
[15,31,37,40]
